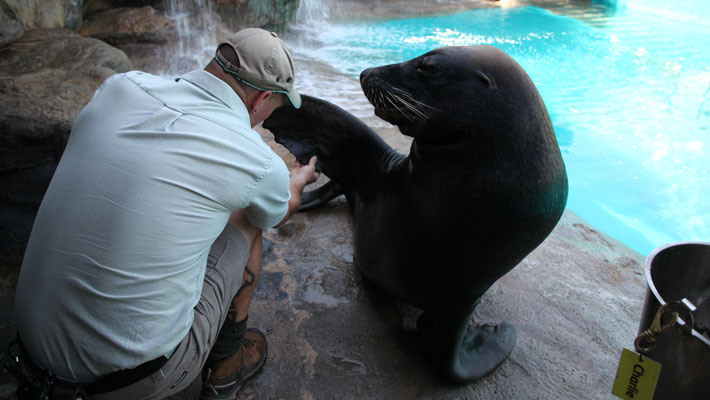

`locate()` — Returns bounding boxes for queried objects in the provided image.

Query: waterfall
[157,0,330,76]
[288,0,333,52]
[161,0,220,76]
[295,0,329,25]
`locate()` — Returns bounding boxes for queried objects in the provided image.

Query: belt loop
[151,368,166,384]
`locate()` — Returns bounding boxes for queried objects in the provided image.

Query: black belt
[71,355,168,395]
[16,336,168,395]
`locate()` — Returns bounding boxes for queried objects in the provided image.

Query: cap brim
[287,88,301,109]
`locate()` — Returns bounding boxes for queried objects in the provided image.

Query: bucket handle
[634,303,680,354]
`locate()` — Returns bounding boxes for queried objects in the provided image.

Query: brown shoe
[201,328,268,400]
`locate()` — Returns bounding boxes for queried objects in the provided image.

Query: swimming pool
[287,0,710,256]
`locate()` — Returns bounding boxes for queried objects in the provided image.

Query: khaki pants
[91,225,249,400]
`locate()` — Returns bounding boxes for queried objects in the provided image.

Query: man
[14,28,318,400]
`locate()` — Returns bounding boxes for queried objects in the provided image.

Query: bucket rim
[644,241,710,346]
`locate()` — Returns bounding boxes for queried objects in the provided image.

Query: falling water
[287,0,334,52]
[294,0,330,25]
[158,0,329,77]
[161,0,220,76]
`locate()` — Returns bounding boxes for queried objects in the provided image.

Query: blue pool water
[292,2,710,256]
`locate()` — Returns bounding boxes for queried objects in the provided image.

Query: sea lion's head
[360,45,551,145]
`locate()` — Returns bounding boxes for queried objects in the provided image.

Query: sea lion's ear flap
[475,71,496,89]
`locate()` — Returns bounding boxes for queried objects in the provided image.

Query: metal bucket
[637,241,710,399]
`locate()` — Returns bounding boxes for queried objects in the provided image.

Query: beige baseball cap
[215,28,301,108]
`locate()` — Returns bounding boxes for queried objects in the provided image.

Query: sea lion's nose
[360,68,374,84]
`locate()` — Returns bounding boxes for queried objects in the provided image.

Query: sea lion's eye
[417,59,442,76]
[475,71,496,89]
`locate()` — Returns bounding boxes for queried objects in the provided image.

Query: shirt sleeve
[245,153,290,229]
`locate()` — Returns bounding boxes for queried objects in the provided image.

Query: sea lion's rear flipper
[417,308,517,383]
[264,95,403,199]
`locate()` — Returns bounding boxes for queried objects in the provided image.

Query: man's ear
[250,90,273,112]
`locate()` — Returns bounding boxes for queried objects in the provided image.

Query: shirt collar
[177,69,248,116]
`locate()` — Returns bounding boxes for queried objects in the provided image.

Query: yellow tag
[611,348,661,400]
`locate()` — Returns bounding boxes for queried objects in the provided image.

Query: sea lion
[263,45,568,383]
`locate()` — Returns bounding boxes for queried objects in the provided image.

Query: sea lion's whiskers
[368,87,384,109]
[390,93,430,120]
[385,93,415,122]
[365,83,432,121]
[391,87,438,112]
[390,93,429,119]
[391,95,426,120]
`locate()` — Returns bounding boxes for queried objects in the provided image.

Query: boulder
[78,5,176,73]
[0,3,24,46]
[0,28,131,294]
[79,5,231,75]
[0,0,82,46]
[78,6,175,45]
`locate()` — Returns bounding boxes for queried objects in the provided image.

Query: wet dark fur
[264,45,568,381]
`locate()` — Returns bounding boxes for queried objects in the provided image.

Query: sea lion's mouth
[372,105,410,126]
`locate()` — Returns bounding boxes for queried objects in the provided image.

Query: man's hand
[275,156,320,227]
[291,156,320,188]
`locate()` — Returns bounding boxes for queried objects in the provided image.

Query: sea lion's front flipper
[299,181,344,211]
[417,309,517,383]
[264,95,403,197]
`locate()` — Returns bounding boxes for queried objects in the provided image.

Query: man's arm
[275,155,319,228]
[228,208,261,249]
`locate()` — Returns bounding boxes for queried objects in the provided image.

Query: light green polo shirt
[14,69,290,381]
